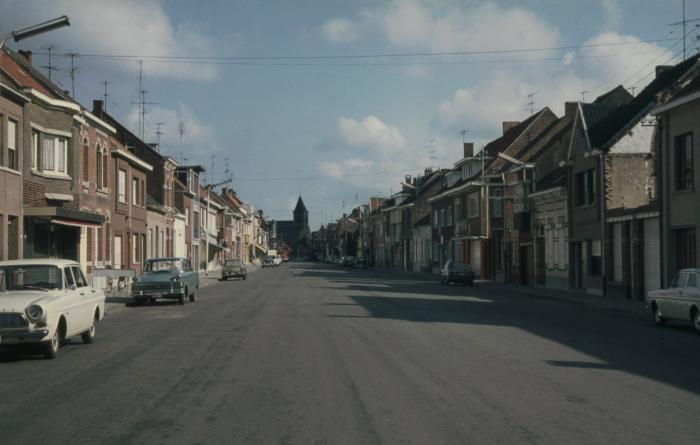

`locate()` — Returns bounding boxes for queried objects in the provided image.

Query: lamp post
[1,15,71,49]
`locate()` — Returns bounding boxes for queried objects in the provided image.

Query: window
[7,120,17,170]
[118,169,127,203]
[132,177,139,205]
[574,169,596,207]
[675,132,694,190]
[132,234,138,264]
[64,268,75,288]
[41,135,68,174]
[455,198,462,220]
[492,188,503,218]
[82,139,89,181]
[447,206,453,226]
[440,209,445,227]
[71,266,87,287]
[677,228,696,270]
[433,210,438,228]
[96,148,103,188]
[688,273,698,288]
[468,192,480,218]
[101,151,109,189]
[31,131,38,170]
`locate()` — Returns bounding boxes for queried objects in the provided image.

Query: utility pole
[67,51,79,98]
[100,80,110,112]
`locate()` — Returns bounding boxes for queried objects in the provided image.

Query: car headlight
[26,304,44,322]
[171,276,181,282]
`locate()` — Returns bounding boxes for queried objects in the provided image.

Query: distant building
[272,196,310,257]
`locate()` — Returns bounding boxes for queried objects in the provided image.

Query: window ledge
[0,166,21,176]
[32,170,71,181]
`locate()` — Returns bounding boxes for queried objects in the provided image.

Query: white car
[647,268,700,333]
[0,259,106,358]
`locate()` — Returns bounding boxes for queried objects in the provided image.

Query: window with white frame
[440,209,445,226]
[467,192,480,218]
[132,233,138,264]
[7,120,17,170]
[41,136,68,174]
[492,188,503,217]
[31,130,38,170]
[447,206,453,226]
[455,197,462,220]
[132,177,139,205]
[118,169,127,203]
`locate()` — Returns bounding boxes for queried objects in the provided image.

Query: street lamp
[1,15,71,49]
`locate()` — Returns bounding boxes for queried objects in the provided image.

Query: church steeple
[293,196,308,225]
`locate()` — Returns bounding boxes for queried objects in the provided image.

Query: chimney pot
[502,121,520,135]
[18,50,32,65]
[93,100,104,115]
[463,142,474,158]
[565,102,578,118]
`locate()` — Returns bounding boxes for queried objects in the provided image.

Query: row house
[653,63,700,286]
[1,49,106,267]
[408,169,444,273]
[0,64,26,261]
[567,59,697,298]
[175,165,204,268]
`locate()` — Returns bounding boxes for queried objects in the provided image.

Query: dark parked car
[440,261,475,286]
[132,258,199,305]
[341,256,356,267]
[262,256,277,268]
[221,259,247,280]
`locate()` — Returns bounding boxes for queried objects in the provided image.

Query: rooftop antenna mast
[41,44,59,81]
[66,51,79,98]
[178,121,185,164]
[132,61,158,140]
[100,80,110,112]
[154,121,165,149]
[669,1,700,59]
[580,90,589,102]
[526,91,538,114]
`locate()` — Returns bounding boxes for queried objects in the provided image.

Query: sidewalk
[104,263,260,314]
[367,265,649,319]
[479,281,649,318]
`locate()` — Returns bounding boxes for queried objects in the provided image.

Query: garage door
[644,218,661,294]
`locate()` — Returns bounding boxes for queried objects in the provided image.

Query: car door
[668,272,689,319]
[184,260,197,291]
[682,272,700,319]
[61,267,84,336]
[71,266,95,333]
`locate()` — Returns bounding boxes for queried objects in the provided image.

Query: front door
[113,236,122,269]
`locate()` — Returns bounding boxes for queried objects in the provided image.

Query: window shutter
[83,145,90,181]
[102,154,109,189]
[97,227,103,261]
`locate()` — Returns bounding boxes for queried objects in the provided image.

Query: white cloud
[321,19,360,43]
[0,0,220,81]
[338,115,405,155]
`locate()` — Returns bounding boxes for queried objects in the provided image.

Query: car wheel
[691,307,700,333]
[189,286,197,303]
[43,329,60,359]
[178,290,186,306]
[243,274,247,280]
[652,303,665,327]
[81,314,97,344]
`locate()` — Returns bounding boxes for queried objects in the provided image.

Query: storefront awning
[255,244,266,254]
[52,218,102,228]
[25,206,105,224]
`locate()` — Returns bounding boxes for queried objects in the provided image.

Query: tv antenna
[66,51,79,98]
[526,91,538,114]
[100,80,110,112]
[580,90,589,102]
[132,61,159,139]
[41,44,59,81]
[669,0,700,59]
[154,121,165,149]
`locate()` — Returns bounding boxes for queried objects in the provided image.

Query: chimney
[463,142,474,158]
[405,175,411,184]
[502,121,520,135]
[424,167,433,176]
[656,65,672,78]
[565,102,578,118]
[93,100,104,115]
[18,50,32,64]
[412,177,417,185]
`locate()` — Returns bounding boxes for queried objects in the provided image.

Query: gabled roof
[0,49,66,100]
[588,56,699,150]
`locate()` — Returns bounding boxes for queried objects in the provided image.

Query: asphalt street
[1,262,699,445]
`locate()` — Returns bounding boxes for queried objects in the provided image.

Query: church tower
[293,196,308,226]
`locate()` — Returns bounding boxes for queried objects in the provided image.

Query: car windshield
[225,260,243,266]
[145,259,186,273]
[0,265,63,291]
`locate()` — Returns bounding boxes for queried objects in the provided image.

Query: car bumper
[222,271,245,278]
[132,287,185,300]
[0,329,50,345]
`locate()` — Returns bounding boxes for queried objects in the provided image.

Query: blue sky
[1,0,698,229]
